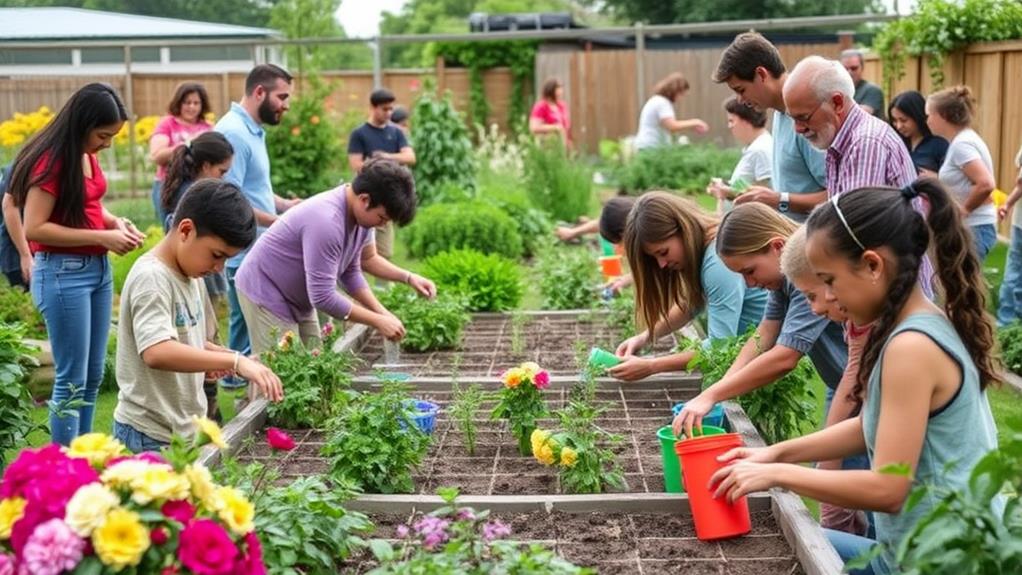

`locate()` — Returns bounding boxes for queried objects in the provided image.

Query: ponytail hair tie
[900,183,919,200]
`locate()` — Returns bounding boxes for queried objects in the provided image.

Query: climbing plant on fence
[429,41,538,135]
[873,0,1022,92]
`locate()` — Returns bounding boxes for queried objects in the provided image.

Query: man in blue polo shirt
[215,64,300,382]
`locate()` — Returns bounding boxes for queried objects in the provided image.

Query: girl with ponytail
[708,179,1002,575]
[160,131,233,231]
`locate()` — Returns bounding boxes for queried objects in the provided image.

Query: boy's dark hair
[712,32,785,83]
[724,97,767,128]
[162,132,234,213]
[370,88,396,107]
[599,196,636,244]
[172,179,256,249]
[167,82,211,118]
[245,64,292,96]
[390,106,409,125]
[351,158,416,226]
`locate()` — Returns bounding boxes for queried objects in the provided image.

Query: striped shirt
[826,104,935,298]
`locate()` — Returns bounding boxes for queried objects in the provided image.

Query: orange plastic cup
[600,255,623,279]
[674,433,751,541]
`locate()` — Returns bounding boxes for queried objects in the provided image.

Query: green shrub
[405,201,523,260]
[411,87,475,206]
[0,279,44,339]
[477,165,553,258]
[0,322,43,467]
[377,285,470,352]
[998,322,1022,374]
[267,79,343,198]
[111,226,163,294]
[617,144,741,195]
[423,249,523,312]
[535,247,600,311]
[524,139,593,222]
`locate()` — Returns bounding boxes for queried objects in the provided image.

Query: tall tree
[270,0,371,73]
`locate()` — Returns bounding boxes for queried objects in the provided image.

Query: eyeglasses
[791,102,824,126]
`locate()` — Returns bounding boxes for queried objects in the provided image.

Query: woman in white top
[634,73,709,150]
[707,97,773,213]
[926,85,998,261]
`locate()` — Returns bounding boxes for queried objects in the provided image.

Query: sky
[336,0,409,39]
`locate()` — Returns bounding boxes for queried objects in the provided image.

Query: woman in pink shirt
[149,82,213,221]
[529,78,571,149]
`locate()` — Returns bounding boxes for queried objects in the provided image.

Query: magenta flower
[413,516,450,550]
[0,553,14,575]
[533,370,550,389]
[482,520,512,541]
[21,518,85,575]
[266,428,296,451]
[395,524,409,538]
[231,531,266,575]
[456,508,476,521]
[151,526,169,546]
[321,322,334,338]
[161,500,196,524]
[179,519,239,575]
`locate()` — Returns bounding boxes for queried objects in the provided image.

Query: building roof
[0,7,277,42]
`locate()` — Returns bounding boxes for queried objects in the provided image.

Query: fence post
[123,45,137,199]
[635,22,646,111]
[436,56,447,94]
[372,38,383,89]
[838,31,854,51]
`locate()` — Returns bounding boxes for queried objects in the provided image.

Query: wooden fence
[863,40,1022,194]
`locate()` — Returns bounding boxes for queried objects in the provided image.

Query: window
[0,49,72,65]
[170,45,252,62]
[80,47,161,64]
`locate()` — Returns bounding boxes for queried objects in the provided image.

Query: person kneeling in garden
[236,158,436,356]
[114,179,284,453]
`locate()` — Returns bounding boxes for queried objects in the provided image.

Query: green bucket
[656,425,726,493]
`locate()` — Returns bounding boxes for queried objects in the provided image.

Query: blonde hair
[624,191,719,337]
[654,73,690,102]
[779,225,812,281]
[716,202,798,256]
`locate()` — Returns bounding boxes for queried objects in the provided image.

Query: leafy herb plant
[378,286,470,353]
[450,383,487,456]
[536,246,601,311]
[423,249,524,312]
[0,322,42,466]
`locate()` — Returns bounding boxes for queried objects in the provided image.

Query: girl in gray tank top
[706,179,1002,575]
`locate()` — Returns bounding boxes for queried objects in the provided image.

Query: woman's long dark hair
[8,83,127,228]
[887,90,934,149]
[161,131,233,213]
[806,179,999,400]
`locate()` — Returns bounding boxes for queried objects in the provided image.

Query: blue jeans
[113,420,168,454]
[223,266,250,388]
[971,223,997,262]
[31,253,113,446]
[151,180,164,224]
[998,226,1022,326]
[825,528,879,575]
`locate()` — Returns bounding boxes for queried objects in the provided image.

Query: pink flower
[179,519,238,575]
[151,526,169,545]
[162,500,196,524]
[311,348,321,357]
[456,508,476,521]
[266,428,296,452]
[232,531,266,575]
[321,322,334,338]
[108,451,167,467]
[395,524,409,538]
[10,451,97,559]
[534,370,550,389]
[482,520,511,541]
[0,554,13,575]
[21,518,85,575]
[413,516,450,550]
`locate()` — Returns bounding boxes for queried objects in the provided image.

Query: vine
[873,0,1022,93]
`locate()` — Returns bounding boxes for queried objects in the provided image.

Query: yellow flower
[213,486,255,535]
[129,466,190,505]
[521,362,541,377]
[535,443,556,465]
[503,367,525,388]
[92,508,150,570]
[530,429,550,455]
[66,433,127,468]
[192,416,227,449]
[65,483,120,537]
[101,460,159,490]
[560,446,578,468]
[0,497,26,540]
[185,464,218,510]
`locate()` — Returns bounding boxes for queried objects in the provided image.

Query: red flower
[162,566,180,575]
[151,526,169,545]
[534,370,551,389]
[179,519,238,575]
[232,531,267,575]
[266,428,295,452]
[162,499,196,524]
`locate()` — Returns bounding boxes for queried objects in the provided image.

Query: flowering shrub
[491,362,550,456]
[113,115,160,147]
[262,323,358,429]
[0,322,42,468]
[0,107,52,149]
[536,397,626,495]
[266,79,342,198]
[0,417,265,574]
[368,487,586,574]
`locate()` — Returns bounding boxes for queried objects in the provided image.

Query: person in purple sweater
[235,159,436,355]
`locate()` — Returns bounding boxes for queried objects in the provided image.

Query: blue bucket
[671,402,725,429]
[403,400,440,434]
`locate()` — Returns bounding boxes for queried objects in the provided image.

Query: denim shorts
[113,420,169,454]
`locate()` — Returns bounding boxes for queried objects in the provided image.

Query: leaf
[878,462,913,478]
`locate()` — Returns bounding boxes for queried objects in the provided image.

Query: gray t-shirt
[854,80,885,121]
[635,95,676,150]
[114,252,216,442]
[939,128,996,227]
[764,277,847,388]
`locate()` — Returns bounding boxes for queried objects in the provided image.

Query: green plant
[536,246,600,310]
[261,322,359,428]
[100,330,118,394]
[0,322,42,467]
[533,397,625,494]
[450,383,487,456]
[617,144,741,195]
[110,225,163,294]
[0,279,44,339]
[492,362,550,455]
[509,311,530,357]
[606,290,637,340]
[485,191,554,259]
[378,285,470,352]
[873,0,1022,92]
[266,78,343,198]
[405,201,524,260]
[410,86,476,205]
[998,322,1022,374]
[422,249,524,312]
[322,380,431,494]
[367,487,588,574]
[524,138,593,222]
[686,330,818,444]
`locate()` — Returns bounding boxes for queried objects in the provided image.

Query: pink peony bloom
[533,370,550,389]
[151,526,169,546]
[162,500,196,524]
[231,531,266,575]
[179,519,239,575]
[21,518,85,575]
[0,554,13,575]
[265,428,296,452]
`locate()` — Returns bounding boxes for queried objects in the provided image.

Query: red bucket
[674,433,751,541]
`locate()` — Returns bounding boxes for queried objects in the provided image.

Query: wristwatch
[778,192,790,213]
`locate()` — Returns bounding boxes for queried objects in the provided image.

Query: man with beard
[215,64,301,384]
[712,32,827,223]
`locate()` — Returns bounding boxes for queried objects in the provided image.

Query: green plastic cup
[657,425,726,493]
[599,236,616,257]
[588,347,621,369]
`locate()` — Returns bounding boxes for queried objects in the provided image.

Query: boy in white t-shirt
[113,179,283,453]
